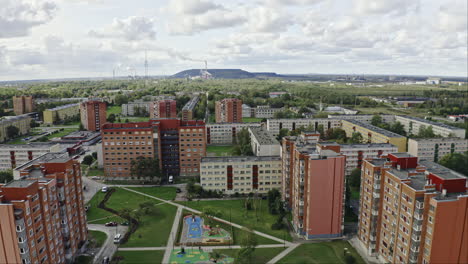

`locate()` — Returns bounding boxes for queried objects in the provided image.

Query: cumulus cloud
[266,0,324,5]
[89,16,156,41]
[436,0,467,32]
[0,0,57,38]
[167,0,223,15]
[354,0,419,16]
[246,7,293,33]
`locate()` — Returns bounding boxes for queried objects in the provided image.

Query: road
[82,176,106,203]
[88,224,128,264]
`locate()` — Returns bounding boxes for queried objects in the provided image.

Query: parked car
[101,186,108,193]
[168,175,174,184]
[102,256,110,264]
[105,222,118,227]
[113,234,122,244]
[121,221,129,226]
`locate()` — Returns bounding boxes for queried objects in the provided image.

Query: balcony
[373,192,380,199]
[414,213,423,221]
[416,201,424,209]
[299,200,304,206]
[371,209,379,216]
[373,184,381,190]
[410,245,419,253]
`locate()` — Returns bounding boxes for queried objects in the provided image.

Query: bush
[345,254,356,264]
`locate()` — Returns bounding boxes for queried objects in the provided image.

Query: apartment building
[408,137,468,162]
[149,100,177,119]
[341,120,407,152]
[43,103,80,124]
[101,119,206,179]
[329,114,395,124]
[206,122,261,145]
[395,115,465,138]
[200,156,282,194]
[4,152,87,263]
[248,127,281,156]
[317,142,398,175]
[0,143,64,171]
[80,100,107,131]
[13,96,35,115]
[282,135,346,239]
[358,153,468,264]
[267,118,342,135]
[242,105,284,119]
[122,101,150,116]
[181,96,199,121]
[215,98,242,123]
[0,114,32,142]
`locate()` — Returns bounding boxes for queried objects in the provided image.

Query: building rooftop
[366,158,388,167]
[344,120,405,138]
[249,127,279,145]
[419,159,467,180]
[398,115,463,130]
[14,152,72,172]
[61,131,100,140]
[46,103,79,111]
[390,152,414,158]
[0,114,31,124]
[0,143,62,149]
[319,142,397,149]
[202,156,281,163]
[182,96,200,111]
[4,180,36,188]
[409,137,468,142]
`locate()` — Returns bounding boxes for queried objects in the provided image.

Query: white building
[200,156,282,194]
[408,138,468,162]
[328,114,395,124]
[426,77,441,85]
[206,123,262,145]
[394,115,465,138]
[248,127,281,156]
[242,104,253,118]
[0,143,64,171]
[255,106,284,119]
[266,118,342,135]
[121,101,150,116]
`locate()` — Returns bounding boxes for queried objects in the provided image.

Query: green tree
[209,251,222,263]
[348,168,361,188]
[236,227,258,264]
[371,114,383,126]
[79,123,85,131]
[349,132,363,144]
[232,128,253,156]
[30,119,39,128]
[439,152,468,176]
[6,125,20,139]
[114,94,129,106]
[0,170,13,183]
[92,152,98,160]
[417,125,436,138]
[138,201,158,215]
[276,128,289,141]
[130,157,162,182]
[82,155,94,165]
[108,114,116,123]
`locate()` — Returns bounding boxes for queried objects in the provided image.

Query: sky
[0,0,467,81]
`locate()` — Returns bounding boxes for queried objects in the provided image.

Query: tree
[417,125,437,138]
[349,132,363,144]
[439,152,468,176]
[276,128,289,141]
[82,155,94,165]
[232,128,254,156]
[326,128,347,141]
[138,201,158,215]
[108,114,116,123]
[267,189,281,214]
[236,227,258,264]
[345,254,357,264]
[390,121,406,136]
[6,125,19,139]
[130,157,162,182]
[30,119,39,128]
[348,168,361,188]
[209,251,222,263]
[79,123,85,131]
[371,114,383,126]
[92,152,98,160]
[114,94,129,106]
[0,170,13,183]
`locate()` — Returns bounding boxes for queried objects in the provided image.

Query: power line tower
[144,50,148,79]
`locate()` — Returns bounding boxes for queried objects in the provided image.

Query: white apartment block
[266,118,342,135]
[200,156,282,194]
[408,137,468,162]
[0,143,63,170]
[329,114,395,124]
[395,115,465,138]
[249,127,281,156]
[121,101,150,116]
[206,122,261,145]
[254,106,284,119]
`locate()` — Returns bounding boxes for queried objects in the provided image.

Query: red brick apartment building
[149,100,177,119]
[80,100,107,131]
[13,96,35,115]
[282,135,346,239]
[358,153,468,264]
[101,119,206,180]
[215,98,242,123]
[0,152,87,264]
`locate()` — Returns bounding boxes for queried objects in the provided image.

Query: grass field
[86,191,124,224]
[206,145,235,156]
[242,117,263,123]
[217,247,286,264]
[177,199,292,241]
[88,230,107,248]
[127,186,177,200]
[107,106,122,116]
[114,250,164,264]
[277,241,365,264]
[87,168,104,176]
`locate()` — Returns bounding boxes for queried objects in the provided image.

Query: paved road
[88,224,128,264]
[82,176,106,203]
[120,244,286,251]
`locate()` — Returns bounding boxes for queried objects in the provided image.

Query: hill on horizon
[171,69,281,79]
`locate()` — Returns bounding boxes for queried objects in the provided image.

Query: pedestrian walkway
[162,207,183,264]
[266,243,300,264]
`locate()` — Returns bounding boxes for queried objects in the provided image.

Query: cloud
[436,1,467,32]
[89,16,156,41]
[0,0,57,38]
[246,7,293,33]
[167,0,223,15]
[354,0,419,16]
[266,0,324,5]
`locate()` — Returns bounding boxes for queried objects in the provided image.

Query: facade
[248,127,281,156]
[282,136,346,239]
[200,156,281,194]
[121,101,150,116]
[341,120,407,152]
[329,114,395,124]
[80,100,107,131]
[215,98,242,123]
[149,100,177,119]
[267,118,342,135]
[181,96,199,121]
[101,119,206,179]
[408,137,468,162]
[395,115,465,138]
[254,106,284,119]
[206,122,262,145]
[317,142,398,175]
[358,153,467,264]
[13,96,35,115]
[0,143,63,171]
[43,103,80,124]
[0,114,32,143]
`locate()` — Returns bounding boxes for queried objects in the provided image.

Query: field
[206,145,235,156]
[88,230,107,248]
[114,250,164,264]
[243,117,263,123]
[87,168,104,177]
[277,241,365,264]
[107,106,122,116]
[127,186,177,200]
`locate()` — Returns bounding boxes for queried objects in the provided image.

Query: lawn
[127,186,177,200]
[351,187,360,200]
[88,230,107,248]
[242,117,263,123]
[86,191,124,224]
[107,106,122,116]
[177,199,292,241]
[217,247,286,264]
[87,168,104,176]
[114,250,164,264]
[206,145,235,156]
[125,116,150,122]
[73,255,93,264]
[277,241,365,264]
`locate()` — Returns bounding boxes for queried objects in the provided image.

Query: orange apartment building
[215,98,242,123]
[80,100,107,131]
[0,152,87,264]
[358,153,468,264]
[282,135,346,239]
[101,119,206,180]
[149,99,177,119]
[13,96,35,115]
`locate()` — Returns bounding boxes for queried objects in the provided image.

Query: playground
[180,214,232,245]
[169,249,234,264]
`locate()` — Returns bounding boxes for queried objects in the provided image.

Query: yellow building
[0,114,32,142]
[341,120,407,152]
[43,103,80,124]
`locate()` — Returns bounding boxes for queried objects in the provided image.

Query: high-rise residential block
[149,100,177,119]
[181,96,199,121]
[80,100,107,131]
[358,153,468,264]
[408,137,468,162]
[282,135,346,239]
[0,143,63,171]
[13,96,35,115]
[215,98,242,123]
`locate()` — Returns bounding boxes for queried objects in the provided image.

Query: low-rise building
[408,137,468,162]
[200,156,282,194]
[254,105,284,119]
[206,123,262,145]
[269,92,288,98]
[43,103,80,124]
[0,143,64,171]
[329,114,395,124]
[0,114,32,142]
[395,115,465,138]
[267,118,342,135]
[248,127,281,156]
[341,120,407,152]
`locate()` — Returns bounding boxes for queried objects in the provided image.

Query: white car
[113,234,122,244]
[101,186,108,193]
[168,175,174,184]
